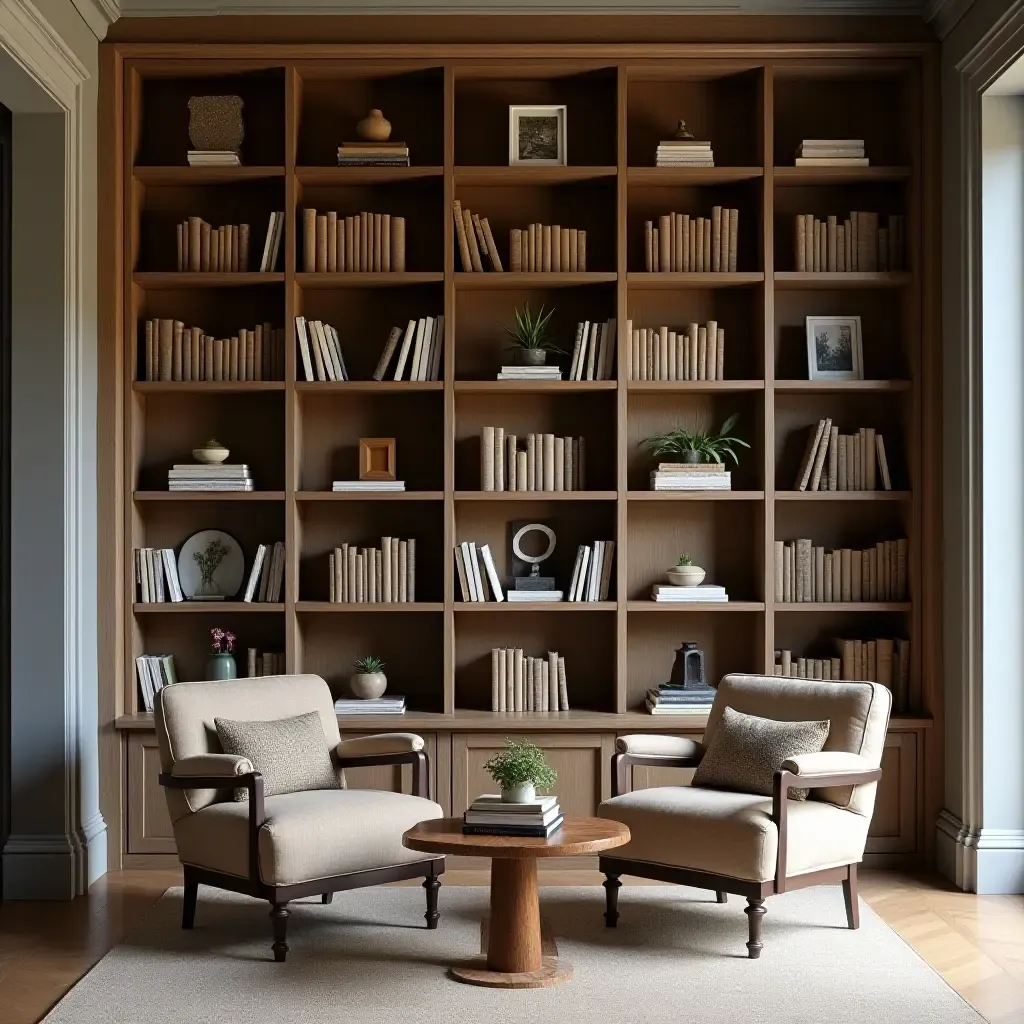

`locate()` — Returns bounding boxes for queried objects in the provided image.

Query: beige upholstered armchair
[155,674,444,962]
[598,674,891,958]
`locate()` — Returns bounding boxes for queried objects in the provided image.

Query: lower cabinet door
[342,732,438,799]
[127,732,177,854]
[865,730,919,855]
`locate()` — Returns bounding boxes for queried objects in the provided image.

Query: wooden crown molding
[925,0,976,39]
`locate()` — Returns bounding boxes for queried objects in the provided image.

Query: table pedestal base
[450,956,571,989]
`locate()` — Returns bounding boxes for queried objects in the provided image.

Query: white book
[467,541,485,602]
[408,318,427,382]
[171,463,251,473]
[653,583,728,596]
[507,590,563,602]
[243,544,267,602]
[795,157,869,166]
[571,545,591,601]
[136,657,155,712]
[328,324,348,381]
[295,317,314,381]
[480,544,505,602]
[259,212,276,272]
[307,320,327,381]
[161,548,184,602]
[151,549,166,603]
[312,320,336,381]
[573,321,589,381]
[428,314,444,382]
[392,319,417,381]
[567,545,585,603]
[168,481,254,491]
[332,481,407,491]
[461,542,480,601]
[589,541,605,602]
[138,549,151,603]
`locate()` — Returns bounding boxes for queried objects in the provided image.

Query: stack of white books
[334,696,406,715]
[651,583,728,603]
[656,138,714,167]
[507,590,563,603]
[795,140,868,166]
[187,150,240,167]
[168,463,253,492]
[568,540,615,602]
[650,463,731,491]
[455,541,504,602]
[332,480,406,492]
[497,365,562,381]
[462,794,564,837]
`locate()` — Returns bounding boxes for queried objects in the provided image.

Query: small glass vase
[205,652,237,681]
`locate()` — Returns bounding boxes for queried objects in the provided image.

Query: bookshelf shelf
[294,381,443,393]
[455,165,616,185]
[627,166,764,186]
[773,271,913,289]
[454,490,618,502]
[133,272,285,288]
[775,491,912,502]
[295,490,444,502]
[133,602,286,614]
[295,272,444,288]
[455,601,617,612]
[626,271,764,289]
[774,602,913,613]
[133,491,286,502]
[627,380,765,393]
[296,602,445,613]
[627,490,765,501]
[295,166,444,185]
[454,380,617,393]
[455,272,616,289]
[132,381,287,393]
[774,380,911,393]
[133,166,286,185]
[773,166,912,186]
[626,601,767,613]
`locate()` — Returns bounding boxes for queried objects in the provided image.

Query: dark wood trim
[842,864,860,928]
[611,752,702,797]
[336,750,429,799]
[0,101,10,898]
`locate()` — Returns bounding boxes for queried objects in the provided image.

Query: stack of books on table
[332,480,406,493]
[656,138,714,167]
[334,696,406,715]
[651,583,729,603]
[168,464,253,492]
[463,794,564,837]
[497,365,562,381]
[337,141,410,166]
[650,463,732,491]
[646,683,715,716]
[187,150,240,167]
[795,140,868,166]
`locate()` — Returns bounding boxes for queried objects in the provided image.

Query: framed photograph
[509,105,566,166]
[805,316,863,380]
[359,437,397,481]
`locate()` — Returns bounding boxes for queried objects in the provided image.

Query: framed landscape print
[509,105,567,166]
[805,315,864,380]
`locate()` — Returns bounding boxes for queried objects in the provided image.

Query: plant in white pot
[667,553,706,587]
[483,738,558,804]
[350,655,387,699]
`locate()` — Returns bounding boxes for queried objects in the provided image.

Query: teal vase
[206,652,237,681]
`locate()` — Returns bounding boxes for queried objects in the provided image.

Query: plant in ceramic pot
[667,553,706,587]
[350,655,387,699]
[502,303,563,366]
[206,627,237,680]
[483,738,558,804]
[641,413,750,466]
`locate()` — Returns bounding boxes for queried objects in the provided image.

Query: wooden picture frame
[509,105,567,166]
[805,316,863,380]
[359,437,397,480]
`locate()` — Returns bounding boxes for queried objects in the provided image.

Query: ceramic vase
[501,782,536,804]
[357,108,391,142]
[667,565,706,587]
[350,671,387,699]
[206,652,237,681]
[681,450,701,465]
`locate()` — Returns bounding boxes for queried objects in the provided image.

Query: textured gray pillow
[214,711,338,801]
[692,706,830,801]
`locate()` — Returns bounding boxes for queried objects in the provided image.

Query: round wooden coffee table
[403,815,629,988]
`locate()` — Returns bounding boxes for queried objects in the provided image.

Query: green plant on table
[501,303,564,352]
[483,738,558,791]
[353,655,385,673]
[641,413,750,465]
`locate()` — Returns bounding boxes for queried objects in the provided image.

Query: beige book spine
[526,433,537,491]
[659,214,671,273]
[795,214,806,272]
[712,206,722,272]
[144,320,155,381]
[836,223,846,272]
[541,224,551,273]
[407,538,415,602]
[525,223,535,272]
[551,225,561,271]
[543,433,555,491]
[491,649,501,711]
[482,218,504,272]
[774,540,784,602]
[567,227,578,272]
[315,215,328,272]
[510,228,522,272]
[547,651,559,713]
[391,215,406,272]
[453,200,473,271]
[560,225,571,271]
[853,550,864,602]
[328,552,336,603]
[716,328,725,380]
[326,211,338,272]
[239,222,250,272]
[804,215,815,272]
[667,330,677,381]
[371,212,381,272]
[398,541,408,602]
[171,321,184,381]
[336,547,346,603]
[176,222,184,272]
[815,546,825,601]
[563,435,573,491]
[481,426,495,490]
[554,436,565,491]
[188,216,202,272]
[840,548,852,601]
[577,229,586,272]
[492,426,504,492]
[697,326,707,380]
[506,434,517,491]
[651,228,659,272]
[827,215,838,272]
[694,216,704,273]
[680,214,689,272]
[823,550,833,602]
[302,209,317,272]
[199,221,211,272]
[865,427,877,490]
[674,212,683,272]
[659,325,669,382]
[516,450,527,492]
[497,649,506,712]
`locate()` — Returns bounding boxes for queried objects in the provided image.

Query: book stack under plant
[642,417,749,490]
[142,320,285,382]
[795,138,868,166]
[793,211,906,272]
[168,463,253,493]
[302,209,406,272]
[651,583,728,603]
[794,420,893,492]
[646,680,716,715]
[135,654,177,712]
[334,695,406,715]
[368,318,444,382]
[655,126,713,167]
[509,223,587,272]
[567,541,615,602]
[490,649,570,712]
[337,139,409,166]
[246,649,285,677]
[650,463,732,491]
[463,793,563,838]
[134,548,185,603]
[241,542,285,602]
[480,428,585,492]
[644,209,738,272]
[774,538,909,602]
[452,200,503,271]
[328,539,416,603]
[627,320,725,381]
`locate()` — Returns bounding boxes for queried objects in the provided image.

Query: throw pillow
[214,711,338,801]
[692,706,830,801]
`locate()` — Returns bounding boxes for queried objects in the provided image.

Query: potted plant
[501,303,563,366]
[641,413,750,466]
[351,655,387,699]
[668,553,706,587]
[206,627,237,680]
[483,738,558,804]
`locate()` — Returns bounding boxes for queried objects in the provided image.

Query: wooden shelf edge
[133,381,286,392]
[134,491,286,501]
[455,272,616,288]
[774,602,912,612]
[454,490,617,501]
[296,490,444,501]
[774,379,911,392]
[454,380,617,392]
[774,271,912,289]
[628,490,765,501]
[627,271,764,288]
[773,165,912,184]
[455,601,616,611]
[133,602,285,613]
[296,602,444,612]
[628,380,765,392]
[133,272,285,288]
[294,381,443,392]
[295,271,444,287]
[455,165,616,184]
[775,491,911,501]
[626,600,765,612]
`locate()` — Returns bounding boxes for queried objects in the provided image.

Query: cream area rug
[44,884,982,1024]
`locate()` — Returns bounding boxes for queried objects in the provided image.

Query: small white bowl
[192,440,230,464]
[667,566,706,587]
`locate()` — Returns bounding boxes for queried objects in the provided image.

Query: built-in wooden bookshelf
[102,42,939,869]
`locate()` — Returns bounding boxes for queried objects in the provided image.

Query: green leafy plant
[483,738,558,791]
[353,655,385,673]
[676,553,694,567]
[193,537,229,590]
[641,414,751,466]
[501,303,563,353]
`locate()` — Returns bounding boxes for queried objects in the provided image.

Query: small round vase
[192,439,230,464]
[357,108,391,142]
[667,566,706,587]
[350,671,387,699]
[501,782,536,804]
[206,653,237,681]
[516,348,547,366]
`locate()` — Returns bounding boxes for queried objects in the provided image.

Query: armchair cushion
[170,753,254,778]
[215,711,338,801]
[615,735,704,759]
[691,707,829,801]
[336,733,425,758]
[173,789,443,885]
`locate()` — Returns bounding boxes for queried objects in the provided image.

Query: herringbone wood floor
[0,869,1021,1023]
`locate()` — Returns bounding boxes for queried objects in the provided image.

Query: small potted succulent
[641,413,750,466]
[668,553,706,587]
[483,738,558,804]
[206,627,237,680]
[502,303,564,366]
[351,655,387,699]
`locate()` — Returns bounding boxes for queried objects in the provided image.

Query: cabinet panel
[127,733,176,854]
[342,733,438,800]
[865,731,918,855]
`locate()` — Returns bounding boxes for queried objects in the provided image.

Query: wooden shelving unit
[105,44,939,868]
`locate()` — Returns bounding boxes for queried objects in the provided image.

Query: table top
[403,816,630,859]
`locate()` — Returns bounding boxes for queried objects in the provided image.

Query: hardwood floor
[0,868,1021,1022]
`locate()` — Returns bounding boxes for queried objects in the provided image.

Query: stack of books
[168,463,253,492]
[627,321,724,382]
[481,428,586,492]
[644,209,738,273]
[651,583,728,603]
[507,590,563,603]
[508,223,587,272]
[650,463,732,491]
[463,794,564,837]
[302,208,406,272]
[793,419,893,493]
[795,139,868,166]
[337,141,410,166]
[187,150,240,167]
[332,480,406,493]
[497,365,562,381]
[655,137,714,167]
[646,682,715,715]
[136,654,178,712]
[775,538,908,603]
[334,696,406,715]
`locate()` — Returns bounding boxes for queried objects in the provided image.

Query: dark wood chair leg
[744,898,766,959]
[321,892,333,905]
[603,872,622,927]
[270,902,290,962]
[182,871,198,930]
[423,866,441,929]
[716,891,728,904]
[843,864,860,930]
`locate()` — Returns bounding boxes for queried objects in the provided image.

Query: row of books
[452,201,502,272]
[463,794,563,838]
[301,209,407,273]
[337,140,409,167]
[656,136,713,167]
[794,139,868,166]
[335,696,407,715]
[644,209,739,273]
[136,654,177,712]
[490,649,570,713]
[295,317,349,381]
[326,539,416,603]
[628,321,726,382]
[568,541,615,602]
[174,213,283,274]
[774,538,908,603]
[646,682,716,715]
[651,583,729,603]
[371,318,444,382]
[794,212,906,273]
[650,463,732,491]
[247,650,285,677]
[168,463,254,493]
[480,428,586,492]
[510,224,588,273]
[242,541,285,603]
[141,320,285,383]
[794,420,893,492]
[134,548,184,603]
[566,319,616,381]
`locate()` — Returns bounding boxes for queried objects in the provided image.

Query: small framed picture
[509,105,566,166]
[805,316,863,380]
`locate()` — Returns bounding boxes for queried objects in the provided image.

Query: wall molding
[71,0,119,40]
[926,0,976,39]
[937,812,1024,893]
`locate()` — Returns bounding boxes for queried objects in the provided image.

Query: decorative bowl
[350,671,387,699]
[192,439,230,464]
[667,565,706,587]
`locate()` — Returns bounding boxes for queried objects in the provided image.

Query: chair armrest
[335,735,430,800]
[611,737,704,798]
[780,752,878,778]
[169,753,254,779]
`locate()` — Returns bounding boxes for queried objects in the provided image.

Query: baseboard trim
[2,834,77,899]
[936,810,1024,893]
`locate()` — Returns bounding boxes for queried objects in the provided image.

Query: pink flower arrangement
[210,627,236,654]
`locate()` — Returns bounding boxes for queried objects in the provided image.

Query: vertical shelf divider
[615,64,629,715]
[762,62,776,673]
[443,64,456,716]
